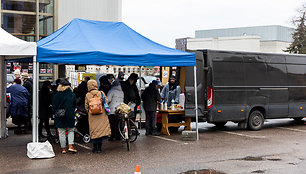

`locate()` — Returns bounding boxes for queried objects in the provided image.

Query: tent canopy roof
[37,18,195,66]
[0,28,36,58]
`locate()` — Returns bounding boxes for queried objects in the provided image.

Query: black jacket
[23,79,33,94]
[141,83,161,112]
[120,80,141,106]
[39,84,52,119]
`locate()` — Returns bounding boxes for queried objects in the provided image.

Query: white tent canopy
[0,28,36,56]
[0,27,37,138]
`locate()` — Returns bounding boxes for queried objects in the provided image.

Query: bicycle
[117,113,139,151]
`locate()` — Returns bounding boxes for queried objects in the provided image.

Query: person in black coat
[141,80,161,135]
[99,75,111,95]
[22,73,33,130]
[120,73,141,121]
[75,76,90,112]
[39,80,53,138]
[52,79,77,154]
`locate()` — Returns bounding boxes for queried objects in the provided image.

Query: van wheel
[248,111,264,131]
[213,122,227,127]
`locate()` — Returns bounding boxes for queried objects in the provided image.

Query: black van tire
[213,122,227,127]
[248,111,264,131]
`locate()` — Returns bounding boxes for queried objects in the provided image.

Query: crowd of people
[7,70,182,154]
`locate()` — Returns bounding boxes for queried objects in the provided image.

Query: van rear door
[184,51,207,120]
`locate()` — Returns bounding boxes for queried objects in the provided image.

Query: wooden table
[159,110,191,135]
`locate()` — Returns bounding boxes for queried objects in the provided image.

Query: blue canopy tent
[37,18,195,66]
[33,18,199,142]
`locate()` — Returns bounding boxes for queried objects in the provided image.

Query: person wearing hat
[7,78,30,134]
[141,80,161,135]
[116,71,125,82]
[13,69,21,79]
[85,80,111,153]
[52,79,77,154]
[161,75,181,107]
[120,73,141,121]
[99,75,111,95]
[107,80,124,141]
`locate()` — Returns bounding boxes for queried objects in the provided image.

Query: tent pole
[32,56,39,142]
[138,66,142,129]
[36,62,39,142]
[194,66,199,140]
[0,56,7,138]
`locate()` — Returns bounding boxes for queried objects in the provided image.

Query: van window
[266,63,287,86]
[244,56,267,86]
[212,55,244,86]
[287,64,306,86]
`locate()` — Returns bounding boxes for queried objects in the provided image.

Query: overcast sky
[122,0,305,48]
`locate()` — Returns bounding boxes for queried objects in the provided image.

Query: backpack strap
[101,91,106,104]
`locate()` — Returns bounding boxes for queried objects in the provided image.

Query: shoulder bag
[101,91,111,115]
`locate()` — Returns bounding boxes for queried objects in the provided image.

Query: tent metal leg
[32,57,39,142]
[194,66,199,140]
[138,66,142,129]
[0,56,7,138]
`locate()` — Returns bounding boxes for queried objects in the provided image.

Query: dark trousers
[92,137,103,144]
[145,111,157,132]
[108,114,120,139]
[39,118,51,136]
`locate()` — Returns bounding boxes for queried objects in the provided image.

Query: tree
[285,5,306,54]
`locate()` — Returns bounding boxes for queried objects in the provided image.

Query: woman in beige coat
[85,80,111,153]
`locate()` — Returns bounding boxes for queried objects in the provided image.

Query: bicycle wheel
[129,119,139,143]
[118,119,125,139]
[118,119,131,151]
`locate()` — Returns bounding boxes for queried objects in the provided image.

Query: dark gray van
[185,49,306,130]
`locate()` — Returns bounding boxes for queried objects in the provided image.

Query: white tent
[0,28,37,139]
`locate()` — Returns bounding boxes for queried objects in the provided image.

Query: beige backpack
[89,93,103,114]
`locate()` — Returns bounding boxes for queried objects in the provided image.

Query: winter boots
[92,143,102,153]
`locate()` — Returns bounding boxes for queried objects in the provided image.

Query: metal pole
[32,56,39,142]
[36,0,39,41]
[0,0,2,25]
[0,56,6,138]
[138,66,142,129]
[36,62,39,142]
[194,66,199,140]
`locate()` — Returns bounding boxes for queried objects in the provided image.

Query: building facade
[1,0,122,81]
[181,25,294,53]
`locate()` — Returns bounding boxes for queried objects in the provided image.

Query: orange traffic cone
[135,165,141,174]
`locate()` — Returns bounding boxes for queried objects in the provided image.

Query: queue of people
[7,69,182,154]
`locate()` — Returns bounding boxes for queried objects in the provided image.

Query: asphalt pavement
[1,119,306,174]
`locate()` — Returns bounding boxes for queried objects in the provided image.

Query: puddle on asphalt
[267,158,281,161]
[240,156,264,161]
[180,169,226,174]
[238,156,282,162]
[251,170,266,173]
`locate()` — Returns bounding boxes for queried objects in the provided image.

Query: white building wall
[260,41,290,53]
[61,0,122,77]
[58,0,122,28]
[187,36,261,52]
